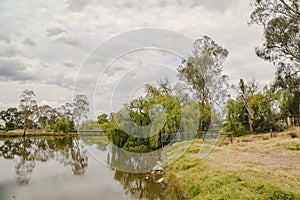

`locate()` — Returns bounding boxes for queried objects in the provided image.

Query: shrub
[54,119,70,133]
[45,125,51,132]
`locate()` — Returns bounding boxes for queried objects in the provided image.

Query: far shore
[0,130,79,138]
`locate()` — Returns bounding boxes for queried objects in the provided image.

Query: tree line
[0,90,89,136]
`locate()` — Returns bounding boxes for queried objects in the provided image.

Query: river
[0,136,165,200]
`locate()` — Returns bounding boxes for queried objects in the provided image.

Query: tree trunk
[23,127,26,137]
[247,110,254,132]
[199,100,205,141]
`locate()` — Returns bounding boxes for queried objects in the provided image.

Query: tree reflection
[81,136,166,199]
[0,136,88,185]
[107,145,162,173]
[107,145,165,200]
[114,171,165,200]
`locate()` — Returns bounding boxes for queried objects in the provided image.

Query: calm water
[0,136,165,200]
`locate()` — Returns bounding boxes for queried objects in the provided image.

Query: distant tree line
[0,90,89,136]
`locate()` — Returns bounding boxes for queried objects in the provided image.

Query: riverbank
[163,128,300,199]
[0,130,78,138]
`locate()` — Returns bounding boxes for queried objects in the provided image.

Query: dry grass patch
[164,129,300,199]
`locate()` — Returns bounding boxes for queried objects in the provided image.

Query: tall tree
[19,90,37,136]
[37,105,53,129]
[238,79,257,132]
[73,95,89,132]
[250,0,300,89]
[177,36,229,137]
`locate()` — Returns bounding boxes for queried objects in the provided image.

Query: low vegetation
[164,128,300,199]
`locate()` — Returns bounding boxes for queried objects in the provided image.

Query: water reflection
[0,137,88,185]
[82,136,166,199]
[114,171,164,199]
[0,137,165,200]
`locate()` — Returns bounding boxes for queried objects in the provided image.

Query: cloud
[0,43,19,57]
[46,27,67,37]
[0,58,33,81]
[23,38,36,46]
[66,0,91,12]
[54,37,82,47]
[62,62,76,68]
[0,33,10,43]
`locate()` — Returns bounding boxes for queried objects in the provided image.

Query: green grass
[285,143,300,151]
[164,137,300,200]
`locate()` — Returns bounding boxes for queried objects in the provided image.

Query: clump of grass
[165,172,188,200]
[285,143,300,151]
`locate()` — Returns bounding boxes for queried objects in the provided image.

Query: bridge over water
[78,130,222,142]
[77,130,107,136]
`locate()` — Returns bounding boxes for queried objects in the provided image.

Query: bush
[54,119,70,133]
[5,122,15,131]
[0,125,6,131]
[45,125,51,132]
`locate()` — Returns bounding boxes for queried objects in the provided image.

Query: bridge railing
[77,130,107,136]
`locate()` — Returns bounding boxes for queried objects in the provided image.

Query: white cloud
[23,38,36,46]
[46,27,68,37]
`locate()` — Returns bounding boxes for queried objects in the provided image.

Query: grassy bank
[163,128,300,199]
[0,130,78,138]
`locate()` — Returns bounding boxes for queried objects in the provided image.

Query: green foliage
[101,79,206,152]
[225,84,283,134]
[177,36,229,134]
[250,0,300,70]
[5,122,16,131]
[54,119,70,133]
[45,125,51,132]
[97,113,108,124]
[73,94,89,131]
[0,107,23,131]
[250,0,300,106]
[224,99,244,134]
[81,119,100,130]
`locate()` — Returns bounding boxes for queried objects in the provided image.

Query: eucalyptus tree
[177,36,229,136]
[250,0,300,91]
[37,105,53,129]
[73,95,89,132]
[19,90,37,136]
[238,79,258,132]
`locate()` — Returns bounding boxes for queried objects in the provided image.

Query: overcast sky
[0,0,275,118]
